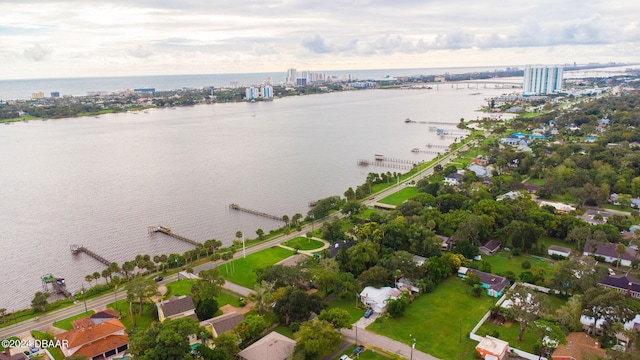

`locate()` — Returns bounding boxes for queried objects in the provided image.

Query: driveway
[341,327,440,360]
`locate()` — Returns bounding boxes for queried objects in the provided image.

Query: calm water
[0,87,508,310]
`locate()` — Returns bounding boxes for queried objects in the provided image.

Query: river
[0,86,511,310]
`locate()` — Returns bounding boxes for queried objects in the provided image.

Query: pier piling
[228,204,283,222]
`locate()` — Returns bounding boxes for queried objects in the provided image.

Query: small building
[200,311,245,338]
[0,348,29,360]
[583,242,637,267]
[157,295,197,322]
[458,267,508,298]
[444,173,463,186]
[237,331,296,360]
[551,332,606,360]
[496,191,523,201]
[479,240,501,255]
[475,336,509,360]
[55,318,129,360]
[359,286,402,313]
[548,245,571,258]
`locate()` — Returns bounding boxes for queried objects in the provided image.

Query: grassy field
[219,247,295,288]
[282,237,325,250]
[52,310,95,330]
[31,330,64,360]
[107,299,156,332]
[378,187,419,206]
[367,277,496,360]
[482,251,555,277]
[165,279,196,297]
[273,324,295,339]
[327,295,365,324]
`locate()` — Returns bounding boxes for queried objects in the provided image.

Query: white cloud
[0,0,638,79]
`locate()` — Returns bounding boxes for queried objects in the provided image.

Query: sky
[1,0,639,80]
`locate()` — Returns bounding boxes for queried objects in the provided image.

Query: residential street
[341,327,440,360]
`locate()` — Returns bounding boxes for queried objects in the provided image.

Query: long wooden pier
[357,159,414,170]
[148,226,201,246]
[70,244,113,267]
[229,203,283,222]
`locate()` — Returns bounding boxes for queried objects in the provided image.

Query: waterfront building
[523,65,563,95]
[286,68,297,84]
[296,78,307,86]
[50,91,60,98]
[31,91,44,99]
[245,86,260,100]
[260,85,273,99]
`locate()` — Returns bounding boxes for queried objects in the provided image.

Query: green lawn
[367,278,496,360]
[327,296,365,324]
[273,324,295,339]
[378,187,419,206]
[52,310,95,330]
[282,237,325,251]
[217,291,242,307]
[31,330,64,360]
[219,247,295,288]
[165,279,196,298]
[482,251,555,277]
[107,299,156,332]
[476,321,538,353]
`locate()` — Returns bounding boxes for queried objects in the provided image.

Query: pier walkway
[229,203,283,222]
[70,245,113,267]
[148,226,200,246]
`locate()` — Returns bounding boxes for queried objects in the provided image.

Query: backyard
[367,277,497,360]
[219,247,295,288]
[482,250,555,277]
[378,187,419,206]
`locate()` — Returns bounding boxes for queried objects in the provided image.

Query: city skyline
[1,0,639,80]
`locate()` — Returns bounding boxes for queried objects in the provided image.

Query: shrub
[521,260,531,269]
[550,254,567,260]
[290,322,300,333]
[471,285,483,298]
[512,248,522,256]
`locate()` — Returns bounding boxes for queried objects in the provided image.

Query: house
[444,173,463,186]
[469,157,488,166]
[479,240,501,255]
[413,255,427,266]
[72,309,120,329]
[200,311,245,338]
[157,295,197,322]
[548,245,571,258]
[468,164,489,177]
[458,267,508,298]
[329,240,354,258]
[539,201,576,214]
[436,235,453,251]
[0,348,29,360]
[55,318,129,360]
[396,278,419,293]
[523,183,540,193]
[237,331,296,360]
[583,242,637,267]
[551,332,606,360]
[359,286,402,313]
[599,273,640,300]
[475,336,509,360]
[496,191,523,201]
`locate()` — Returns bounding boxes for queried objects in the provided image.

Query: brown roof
[159,296,195,318]
[56,318,126,348]
[0,349,29,360]
[551,332,606,360]
[74,335,129,359]
[90,308,119,319]
[71,317,95,329]
[203,311,244,335]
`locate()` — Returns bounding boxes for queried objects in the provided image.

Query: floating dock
[148,226,201,246]
[229,203,283,222]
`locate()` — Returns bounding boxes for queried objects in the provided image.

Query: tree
[357,266,392,288]
[615,243,626,268]
[235,314,267,344]
[294,320,342,360]
[317,308,352,329]
[274,287,323,325]
[195,298,218,320]
[342,200,365,217]
[31,291,50,312]
[582,287,634,337]
[213,332,240,356]
[101,269,111,284]
[249,281,275,316]
[282,215,290,228]
[194,344,233,360]
[92,272,101,286]
[504,286,548,342]
[85,274,93,286]
[386,296,408,318]
[310,259,341,294]
[129,317,211,360]
[255,229,265,240]
[343,240,380,276]
[125,276,159,316]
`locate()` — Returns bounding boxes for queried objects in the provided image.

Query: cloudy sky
[1,0,639,80]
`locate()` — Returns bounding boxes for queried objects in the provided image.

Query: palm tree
[85,274,93,286]
[616,243,626,268]
[159,254,168,272]
[292,213,303,226]
[250,281,275,316]
[153,255,161,274]
[101,269,111,284]
[256,229,265,240]
[92,272,101,286]
[282,215,290,228]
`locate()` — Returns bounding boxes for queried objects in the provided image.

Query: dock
[70,244,116,268]
[148,226,201,246]
[42,274,73,298]
[357,159,414,170]
[229,203,283,222]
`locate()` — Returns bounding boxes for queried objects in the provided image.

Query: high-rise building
[286,68,297,84]
[260,85,273,99]
[245,87,259,100]
[523,65,563,95]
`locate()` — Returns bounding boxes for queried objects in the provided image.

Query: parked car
[364,309,373,318]
[153,276,164,282]
[353,345,365,355]
[340,355,352,360]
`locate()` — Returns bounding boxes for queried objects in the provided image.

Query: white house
[547,245,571,258]
[359,286,402,313]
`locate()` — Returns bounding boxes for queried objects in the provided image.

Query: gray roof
[158,296,195,318]
[584,242,637,261]
[480,239,501,252]
[204,311,244,335]
[467,269,508,293]
[548,245,571,254]
[238,332,296,360]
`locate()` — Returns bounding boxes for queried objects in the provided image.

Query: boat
[374,154,384,161]
[411,148,420,153]
[405,118,411,123]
